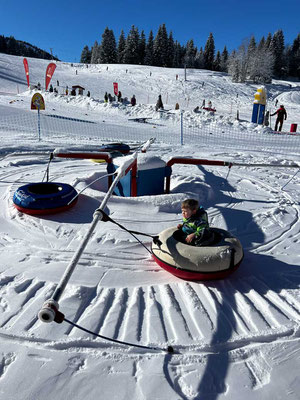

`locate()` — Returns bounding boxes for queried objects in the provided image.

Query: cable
[67,172,117,205]
[281,167,300,190]
[98,210,162,254]
[63,317,175,354]
[42,152,54,182]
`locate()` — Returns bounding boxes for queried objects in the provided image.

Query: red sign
[45,63,57,90]
[23,58,30,87]
[113,82,118,96]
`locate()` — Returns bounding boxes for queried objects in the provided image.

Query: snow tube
[151,227,243,280]
[99,143,130,154]
[13,182,78,215]
[91,150,124,164]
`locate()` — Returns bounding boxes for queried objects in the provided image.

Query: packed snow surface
[0,53,299,400]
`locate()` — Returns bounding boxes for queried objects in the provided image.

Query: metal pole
[180,111,184,145]
[38,153,137,323]
[38,105,41,141]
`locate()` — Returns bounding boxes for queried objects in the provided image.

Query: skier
[118,91,122,102]
[271,105,287,132]
[104,92,108,103]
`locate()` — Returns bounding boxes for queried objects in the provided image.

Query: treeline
[0,35,58,61]
[80,25,300,83]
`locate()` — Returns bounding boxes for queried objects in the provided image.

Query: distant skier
[155,95,164,111]
[118,91,122,102]
[104,92,108,103]
[271,105,287,132]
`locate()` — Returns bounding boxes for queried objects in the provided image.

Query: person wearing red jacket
[271,105,287,131]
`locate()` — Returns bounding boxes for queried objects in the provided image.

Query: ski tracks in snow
[0,156,299,398]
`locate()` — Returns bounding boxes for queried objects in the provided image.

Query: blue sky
[1,0,299,62]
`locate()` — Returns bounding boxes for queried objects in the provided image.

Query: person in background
[130,95,136,106]
[155,94,164,111]
[118,91,122,102]
[271,105,287,132]
[104,92,108,103]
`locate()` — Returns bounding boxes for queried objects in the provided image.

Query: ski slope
[0,54,299,400]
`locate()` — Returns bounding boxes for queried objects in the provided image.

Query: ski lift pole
[38,153,138,324]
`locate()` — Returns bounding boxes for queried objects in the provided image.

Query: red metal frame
[165,157,231,193]
[54,151,114,188]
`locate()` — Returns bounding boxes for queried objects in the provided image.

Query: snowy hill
[0,54,299,400]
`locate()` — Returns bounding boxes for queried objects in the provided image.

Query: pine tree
[91,41,100,64]
[270,30,285,77]
[213,51,221,71]
[220,46,228,72]
[0,35,7,53]
[117,30,126,63]
[257,36,265,51]
[144,30,154,65]
[203,33,215,70]
[195,47,205,69]
[80,45,91,63]
[184,39,197,68]
[265,33,272,49]
[7,36,19,55]
[153,24,169,66]
[247,36,256,58]
[167,31,175,67]
[289,33,300,78]
[123,25,140,64]
[99,27,117,63]
[172,41,182,68]
[138,30,146,64]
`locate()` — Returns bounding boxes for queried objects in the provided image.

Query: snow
[0,53,300,400]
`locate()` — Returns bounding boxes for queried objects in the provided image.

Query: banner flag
[113,82,118,96]
[45,63,57,90]
[23,58,30,87]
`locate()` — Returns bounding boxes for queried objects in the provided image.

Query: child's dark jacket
[182,207,209,238]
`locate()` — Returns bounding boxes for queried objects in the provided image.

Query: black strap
[63,317,175,353]
[43,152,54,182]
[98,209,162,247]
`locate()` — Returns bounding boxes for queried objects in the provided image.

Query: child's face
[181,207,195,219]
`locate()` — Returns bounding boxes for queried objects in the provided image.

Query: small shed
[72,85,85,95]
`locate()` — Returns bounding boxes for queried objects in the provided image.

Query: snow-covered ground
[0,53,299,400]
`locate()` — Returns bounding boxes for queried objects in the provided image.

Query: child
[177,199,211,246]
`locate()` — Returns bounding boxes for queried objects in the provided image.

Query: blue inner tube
[13,182,77,213]
[99,143,130,154]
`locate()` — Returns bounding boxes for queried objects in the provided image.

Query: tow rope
[97,209,162,254]
[63,317,175,354]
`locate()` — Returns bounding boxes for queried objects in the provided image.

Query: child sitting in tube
[177,199,212,246]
